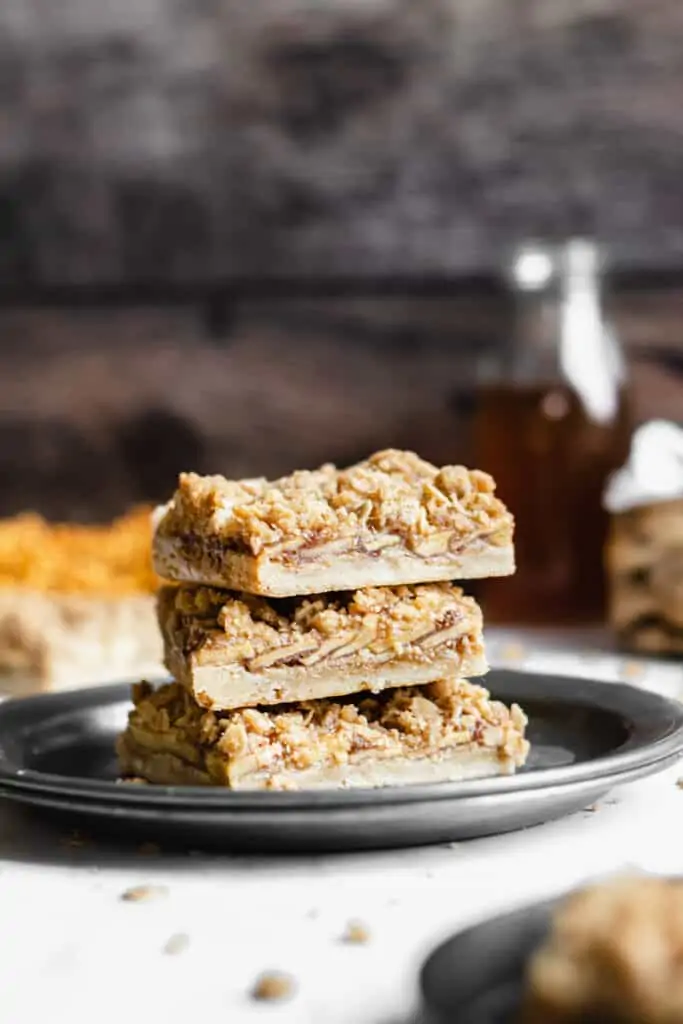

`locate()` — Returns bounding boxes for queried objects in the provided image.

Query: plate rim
[419,893,564,1021]
[0,669,682,808]
[0,749,678,812]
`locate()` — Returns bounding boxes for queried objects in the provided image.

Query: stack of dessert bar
[118,450,529,790]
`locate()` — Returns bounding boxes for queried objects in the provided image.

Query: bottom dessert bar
[117,678,529,791]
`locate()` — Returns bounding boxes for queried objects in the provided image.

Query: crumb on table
[163,933,190,955]
[499,642,526,662]
[120,884,169,903]
[341,919,371,944]
[60,829,90,848]
[251,971,296,1002]
[137,841,161,856]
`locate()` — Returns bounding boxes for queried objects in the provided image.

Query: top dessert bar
[153,449,514,596]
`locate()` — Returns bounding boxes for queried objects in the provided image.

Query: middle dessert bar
[158,582,487,710]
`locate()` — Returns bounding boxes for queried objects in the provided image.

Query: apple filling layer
[153,449,514,596]
[117,678,529,791]
[158,582,487,710]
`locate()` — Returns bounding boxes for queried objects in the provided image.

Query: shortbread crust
[153,450,514,596]
[117,678,529,790]
[158,582,487,709]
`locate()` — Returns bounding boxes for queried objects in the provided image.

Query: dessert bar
[158,581,487,710]
[606,499,683,654]
[523,876,683,1024]
[0,590,163,692]
[153,449,514,597]
[0,509,163,690]
[117,678,529,790]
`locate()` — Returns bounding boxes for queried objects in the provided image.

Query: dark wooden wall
[3,0,683,285]
[0,291,681,520]
[3,0,683,519]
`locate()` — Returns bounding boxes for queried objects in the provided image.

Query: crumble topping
[0,507,157,595]
[121,678,528,787]
[155,449,512,558]
[161,581,482,670]
[524,876,683,1023]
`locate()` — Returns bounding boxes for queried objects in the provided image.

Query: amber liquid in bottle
[474,381,631,624]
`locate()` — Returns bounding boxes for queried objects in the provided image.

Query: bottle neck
[505,240,625,417]
[559,241,626,423]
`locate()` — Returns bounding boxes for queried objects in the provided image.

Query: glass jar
[473,240,632,625]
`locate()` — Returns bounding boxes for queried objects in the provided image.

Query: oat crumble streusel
[161,581,482,669]
[155,449,512,558]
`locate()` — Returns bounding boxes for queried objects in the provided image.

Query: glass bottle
[473,240,632,625]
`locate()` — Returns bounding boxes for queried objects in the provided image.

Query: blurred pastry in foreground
[152,449,514,597]
[158,581,487,711]
[117,678,529,790]
[604,421,683,654]
[0,508,164,692]
[523,875,683,1023]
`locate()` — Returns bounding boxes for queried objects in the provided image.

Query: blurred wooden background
[2,0,683,519]
[3,0,683,283]
[0,291,681,520]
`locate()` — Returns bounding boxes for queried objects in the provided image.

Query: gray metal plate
[420,897,561,1024]
[0,670,681,852]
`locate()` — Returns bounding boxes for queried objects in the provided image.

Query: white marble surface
[0,634,682,1024]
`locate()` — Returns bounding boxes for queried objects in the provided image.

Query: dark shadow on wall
[0,416,117,521]
[0,410,206,520]
[116,407,206,505]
